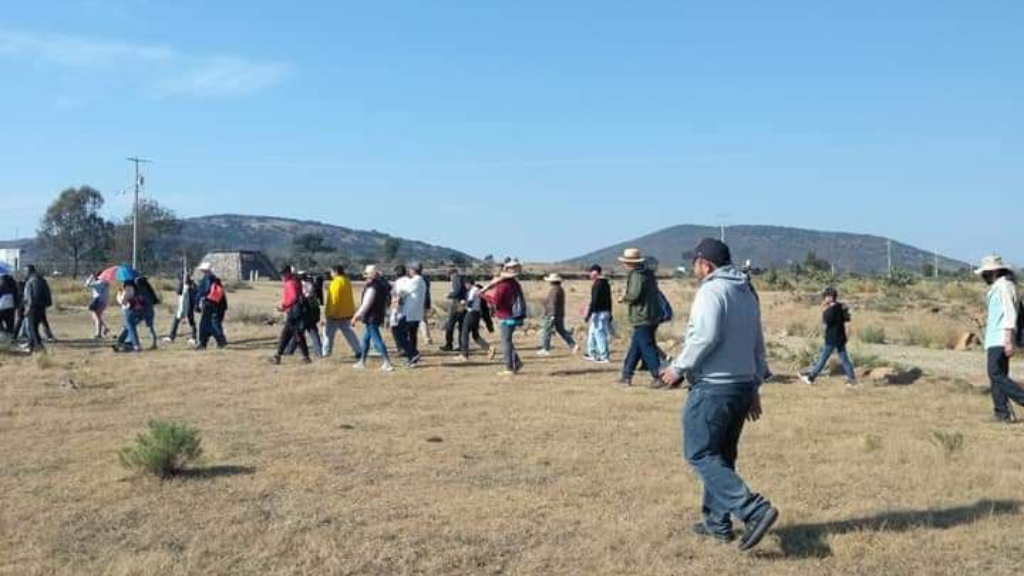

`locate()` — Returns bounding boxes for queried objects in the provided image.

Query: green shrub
[858,325,887,344]
[786,321,809,338]
[231,305,276,326]
[119,420,203,478]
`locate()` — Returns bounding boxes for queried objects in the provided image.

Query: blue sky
[0,1,1021,264]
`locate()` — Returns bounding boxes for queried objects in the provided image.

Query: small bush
[863,434,883,453]
[795,345,819,368]
[231,305,276,326]
[858,325,887,344]
[786,321,809,338]
[119,420,203,478]
[930,429,964,460]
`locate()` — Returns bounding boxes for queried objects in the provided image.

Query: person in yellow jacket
[322,265,362,358]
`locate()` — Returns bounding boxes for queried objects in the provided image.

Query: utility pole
[934,250,939,280]
[126,157,153,270]
[886,238,893,279]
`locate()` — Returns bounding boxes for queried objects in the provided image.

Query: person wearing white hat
[480,259,526,375]
[194,262,228,350]
[352,265,394,372]
[537,273,578,356]
[976,255,1024,422]
[616,248,663,387]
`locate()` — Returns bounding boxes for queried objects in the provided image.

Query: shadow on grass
[549,367,619,377]
[176,465,257,481]
[772,499,1021,559]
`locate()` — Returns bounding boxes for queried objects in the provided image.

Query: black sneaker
[692,522,736,544]
[738,506,779,552]
[269,355,281,365]
[439,345,453,352]
[301,356,312,364]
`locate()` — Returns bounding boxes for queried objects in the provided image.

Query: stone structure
[198,250,279,283]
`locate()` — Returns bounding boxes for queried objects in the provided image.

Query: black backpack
[656,291,674,324]
[510,281,528,321]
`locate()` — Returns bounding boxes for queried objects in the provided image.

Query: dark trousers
[25,307,46,351]
[198,308,227,348]
[460,311,490,355]
[988,347,1024,420]
[0,309,14,335]
[500,323,522,372]
[683,382,771,537]
[392,319,421,360]
[622,324,662,381]
[444,307,466,348]
[277,324,309,359]
[168,309,197,341]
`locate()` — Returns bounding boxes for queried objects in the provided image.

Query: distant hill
[178,214,476,263]
[566,225,969,274]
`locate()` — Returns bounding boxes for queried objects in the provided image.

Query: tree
[291,233,333,268]
[113,199,181,273]
[803,250,831,273]
[37,186,113,276]
[381,237,402,262]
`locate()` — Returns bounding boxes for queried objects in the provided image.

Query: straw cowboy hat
[974,255,1011,275]
[617,248,646,264]
[501,259,523,278]
[363,264,379,277]
[543,273,563,283]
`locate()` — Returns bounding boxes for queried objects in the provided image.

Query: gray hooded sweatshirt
[671,265,768,386]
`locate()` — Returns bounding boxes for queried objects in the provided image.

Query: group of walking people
[0,265,56,352]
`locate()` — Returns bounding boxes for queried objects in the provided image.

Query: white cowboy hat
[543,273,563,283]
[197,262,213,272]
[617,248,646,264]
[363,264,378,277]
[974,255,1011,275]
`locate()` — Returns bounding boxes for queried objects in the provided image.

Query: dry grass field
[3,278,1024,575]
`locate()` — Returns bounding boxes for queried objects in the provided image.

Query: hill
[566,224,969,274]
[178,214,476,264]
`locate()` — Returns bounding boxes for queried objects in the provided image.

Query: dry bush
[931,429,965,460]
[901,320,959,350]
[857,325,887,344]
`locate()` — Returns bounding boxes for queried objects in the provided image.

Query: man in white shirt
[392,263,427,367]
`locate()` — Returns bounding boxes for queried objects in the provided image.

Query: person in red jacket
[480,259,526,376]
[271,266,311,365]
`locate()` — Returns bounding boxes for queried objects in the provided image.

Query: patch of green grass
[858,325,887,344]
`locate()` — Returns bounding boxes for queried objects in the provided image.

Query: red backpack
[207,282,225,304]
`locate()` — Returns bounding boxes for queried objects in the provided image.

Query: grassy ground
[2,280,1023,576]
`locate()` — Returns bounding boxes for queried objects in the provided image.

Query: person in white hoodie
[85,271,110,339]
[391,263,427,367]
[659,238,778,553]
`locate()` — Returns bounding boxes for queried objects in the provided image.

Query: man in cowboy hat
[659,238,778,552]
[481,259,526,376]
[537,273,578,356]
[617,248,663,387]
[975,255,1024,423]
[353,265,394,372]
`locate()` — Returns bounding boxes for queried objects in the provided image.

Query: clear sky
[1,1,1021,265]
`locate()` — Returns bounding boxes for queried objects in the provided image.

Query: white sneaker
[799,374,814,385]
[536,349,551,357]
[187,338,197,347]
[381,362,394,373]
[352,362,366,370]
[161,336,173,343]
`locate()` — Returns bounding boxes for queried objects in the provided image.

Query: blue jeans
[587,312,611,360]
[807,343,856,381]
[683,382,771,537]
[622,324,661,381]
[360,323,390,363]
[117,308,141,351]
[540,316,576,351]
[500,322,522,372]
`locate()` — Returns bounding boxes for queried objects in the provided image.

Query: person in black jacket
[583,264,613,363]
[21,265,52,352]
[800,287,856,386]
[439,264,468,351]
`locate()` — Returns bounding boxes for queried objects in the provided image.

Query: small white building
[0,248,21,270]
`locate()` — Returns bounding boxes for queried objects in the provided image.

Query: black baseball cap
[692,238,732,267]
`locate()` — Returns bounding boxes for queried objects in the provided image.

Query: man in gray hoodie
[659,238,778,552]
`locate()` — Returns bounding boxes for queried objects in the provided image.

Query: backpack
[137,277,161,306]
[656,291,674,324]
[841,303,852,323]
[510,281,528,321]
[1016,300,1024,348]
[207,281,225,305]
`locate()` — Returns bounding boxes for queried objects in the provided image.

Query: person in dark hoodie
[21,265,52,353]
[799,287,856,386]
[195,262,228,350]
[659,238,777,552]
[440,264,468,352]
[135,275,161,350]
[583,265,613,363]
[616,249,663,387]
[537,273,578,356]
